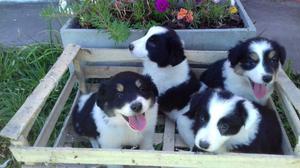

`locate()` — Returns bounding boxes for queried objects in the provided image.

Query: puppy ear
[144,75,158,96]
[235,100,249,129]
[96,80,108,108]
[228,42,243,67]
[189,93,202,112]
[278,43,286,65]
[168,35,185,66]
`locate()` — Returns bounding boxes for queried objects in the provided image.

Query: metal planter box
[1,44,300,168]
[60,0,256,50]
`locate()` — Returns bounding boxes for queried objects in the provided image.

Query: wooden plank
[277,85,300,136]
[34,74,77,147]
[162,118,175,151]
[84,66,205,79]
[276,69,300,115]
[54,91,80,147]
[276,85,300,155]
[84,66,141,79]
[0,44,80,141]
[269,100,294,155]
[10,147,300,168]
[79,48,227,65]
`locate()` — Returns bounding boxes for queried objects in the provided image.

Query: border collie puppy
[72,72,158,152]
[200,37,286,105]
[129,26,201,121]
[177,87,283,154]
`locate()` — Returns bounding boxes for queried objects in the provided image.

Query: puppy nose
[129,44,134,51]
[130,102,142,112]
[262,75,272,83]
[199,141,209,149]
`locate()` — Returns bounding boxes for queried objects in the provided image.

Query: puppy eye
[116,93,123,98]
[270,56,278,63]
[219,123,229,134]
[199,116,206,123]
[140,86,146,91]
[148,41,156,48]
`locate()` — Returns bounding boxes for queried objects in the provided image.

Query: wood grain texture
[10,147,300,168]
[34,74,77,147]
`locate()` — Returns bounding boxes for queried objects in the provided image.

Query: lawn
[0,43,299,167]
[0,43,74,168]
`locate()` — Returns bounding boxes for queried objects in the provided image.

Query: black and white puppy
[129,26,201,121]
[177,87,283,154]
[72,72,158,151]
[200,37,286,105]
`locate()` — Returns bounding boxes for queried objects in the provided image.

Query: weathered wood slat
[84,66,206,79]
[276,69,300,115]
[162,118,175,151]
[54,91,80,147]
[269,100,294,155]
[79,48,227,64]
[10,147,300,168]
[276,85,300,155]
[0,44,80,141]
[34,74,77,147]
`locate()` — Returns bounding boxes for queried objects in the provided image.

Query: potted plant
[43,0,256,50]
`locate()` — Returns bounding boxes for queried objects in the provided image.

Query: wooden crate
[1,44,300,168]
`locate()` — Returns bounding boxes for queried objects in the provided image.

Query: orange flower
[185,11,193,23]
[177,8,193,23]
[177,8,188,20]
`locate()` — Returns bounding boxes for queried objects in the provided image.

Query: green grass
[0,43,66,168]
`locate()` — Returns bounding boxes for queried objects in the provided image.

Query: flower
[177,8,193,23]
[185,11,194,23]
[155,0,170,13]
[177,8,188,20]
[229,6,238,14]
[212,0,221,3]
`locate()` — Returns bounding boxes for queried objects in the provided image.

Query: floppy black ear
[167,33,185,66]
[144,75,158,96]
[277,43,286,65]
[189,93,202,113]
[96,80,108,108]
[228,42,243,67]
[235,100,248,125]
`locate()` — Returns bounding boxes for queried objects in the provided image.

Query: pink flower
[155,0,170,13]
[212,0,221,3]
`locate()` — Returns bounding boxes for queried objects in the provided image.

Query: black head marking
[217,100,248,136]
[146,27,185,67]
[96,71,157,116]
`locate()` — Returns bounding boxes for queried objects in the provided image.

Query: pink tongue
[253,83,267,99]
[128,114,146,132]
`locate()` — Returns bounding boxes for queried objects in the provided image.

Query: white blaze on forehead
[249,40,272,60]
[245,40,274,85]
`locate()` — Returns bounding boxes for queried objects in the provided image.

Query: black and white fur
[200,37,286,105]
[129,26,201,121]
[72,72,158,155]
[177,87,283,154]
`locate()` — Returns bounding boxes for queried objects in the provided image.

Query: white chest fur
[223,60,271,105]
[143,59,190,95]
[91,103,158,149]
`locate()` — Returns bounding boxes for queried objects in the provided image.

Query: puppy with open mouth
[129,26,202,121]
[72,71,158,155]
[200,37,286,105]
